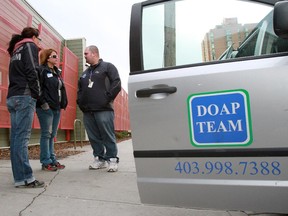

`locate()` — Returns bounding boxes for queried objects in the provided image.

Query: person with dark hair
[77,45,121,172]
[36,48,68,171]
[6,27,45,188]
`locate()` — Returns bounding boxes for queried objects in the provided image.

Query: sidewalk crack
[19,171,60,216]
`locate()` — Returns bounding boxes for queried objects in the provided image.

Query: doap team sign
[187,89,253,147]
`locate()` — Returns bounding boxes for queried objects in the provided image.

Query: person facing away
[36,49,68,171]
[6,27,45,188]
[77,45,121,172]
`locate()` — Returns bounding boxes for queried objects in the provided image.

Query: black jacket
[77,59,121,112]
[7,40,40,99]
[36,64,68,110]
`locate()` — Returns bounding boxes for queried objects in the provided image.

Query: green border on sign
[187,89,253,147]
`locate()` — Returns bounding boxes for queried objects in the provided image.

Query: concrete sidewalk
[0,140,279,216]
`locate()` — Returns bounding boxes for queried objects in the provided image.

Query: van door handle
[136,86,177,98]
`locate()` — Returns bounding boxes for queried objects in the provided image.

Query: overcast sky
[26,0,143,91]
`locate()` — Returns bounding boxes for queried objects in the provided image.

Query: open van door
[128,0,288,214]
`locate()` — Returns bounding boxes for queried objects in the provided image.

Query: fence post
[73,119,83,149]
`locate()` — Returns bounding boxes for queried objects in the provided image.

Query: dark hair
[39,48,57,65]
[7,27,40,57]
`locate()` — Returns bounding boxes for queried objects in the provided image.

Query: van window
[236,10,288,58]
[141,0,286,70]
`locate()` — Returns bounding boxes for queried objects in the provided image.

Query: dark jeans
[83,111,118,160]
[36,108,60,166]
[6,96,36,186]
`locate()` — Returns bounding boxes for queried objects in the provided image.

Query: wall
[0,0,79,147]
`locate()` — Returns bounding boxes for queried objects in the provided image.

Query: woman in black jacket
[36,48,68,171]
[6,27,45,188]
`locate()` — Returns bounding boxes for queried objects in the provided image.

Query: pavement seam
[227,211,249,216]
[19,171,60,216]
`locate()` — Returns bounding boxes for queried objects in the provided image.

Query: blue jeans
[83,111,118,161]
[36,108,60,166]
[6,96,36,186]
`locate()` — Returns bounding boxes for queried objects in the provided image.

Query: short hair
[39,48,57,65]
[88,45,99,55]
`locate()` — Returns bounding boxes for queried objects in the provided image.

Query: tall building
[202,18,256,61]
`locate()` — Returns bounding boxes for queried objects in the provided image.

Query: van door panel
[128,0,288,213]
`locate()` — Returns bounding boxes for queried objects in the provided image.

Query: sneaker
[89,156,106,170]
[54,162,65,170]
[42,164,58,171]
[16,180,45,188]
[107,158,118,172]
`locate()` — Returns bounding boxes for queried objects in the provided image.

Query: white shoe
[107,158,118,172]
[89,157,106,170]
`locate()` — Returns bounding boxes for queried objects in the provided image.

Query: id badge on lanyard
[88,79,94,88]
[88,69,94,88]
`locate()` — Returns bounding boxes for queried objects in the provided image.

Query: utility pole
[164,2,176,67]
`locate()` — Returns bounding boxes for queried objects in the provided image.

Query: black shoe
[16,180,45,188]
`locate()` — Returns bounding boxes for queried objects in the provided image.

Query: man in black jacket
[77,45,121,172]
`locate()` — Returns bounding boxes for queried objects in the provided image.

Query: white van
[128,0,288,214]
